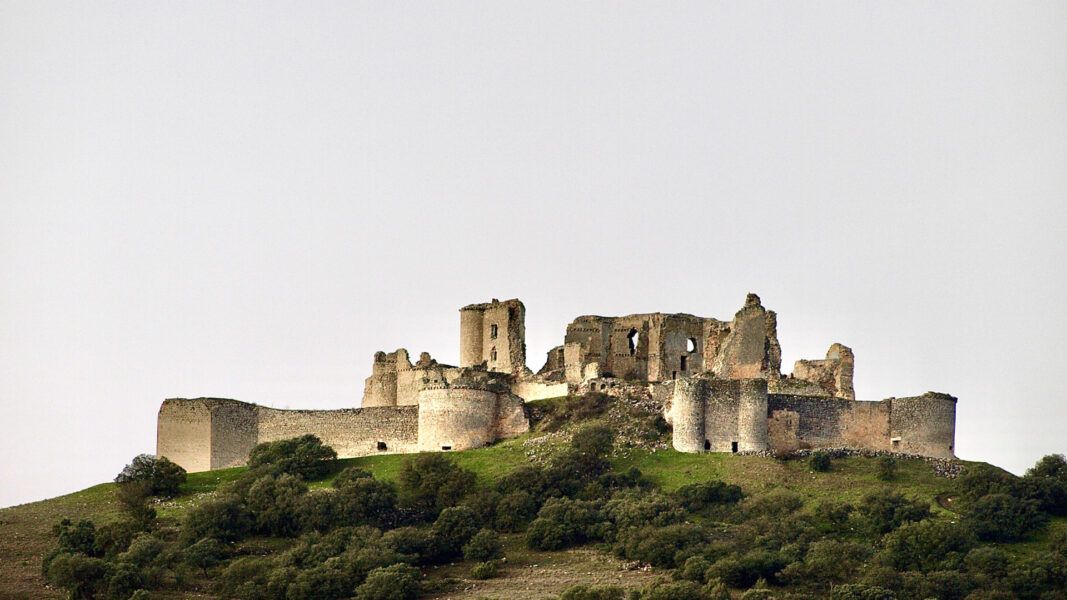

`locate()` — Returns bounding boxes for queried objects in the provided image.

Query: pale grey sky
[2,2,1065,508]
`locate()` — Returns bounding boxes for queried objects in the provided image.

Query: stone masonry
[157,294,958,471]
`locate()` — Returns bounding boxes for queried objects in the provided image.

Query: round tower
[737,378,769,452]
[670,378,707,453]
[889,393,957,458]
[417,386,499,452]
[459,306,485,367]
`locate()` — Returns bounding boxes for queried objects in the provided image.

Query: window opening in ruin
[490,347,497,362]
[680,355,687,371]
[377,441,387,451]
[441,445,452,451]
[731,441,738,453]
[704,440,711,451]
[490,324,498,339]
[892,439,900,448]
[600,383,607,391]
[672,370,677,379]
[687,337,697,353]
[627,328,639,356]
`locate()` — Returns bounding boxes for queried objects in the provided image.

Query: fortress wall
[209,400,259,469]
[157,399,214,473]
[511,379,569,401]
[492,393,530,440]
[703,379,742,452]
[767,395,890,453]
[889,394,957,458]
[256,405,418,459]
[608,316,650,381]
[362,371,398,407]
[417,387,499,452]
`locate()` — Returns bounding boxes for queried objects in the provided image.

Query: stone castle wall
[664,378,770,453]
[158,398,421,471]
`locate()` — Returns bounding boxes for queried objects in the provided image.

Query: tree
[397,454,477,519]
[353,563,420,600]
[246,473,308,536]
[462,529,503,562]
[115,480,157,529]
[43,553,108,600]
[115,454,186,497]
[857,489,930,534]
[432,506,481,557]
[247,434,338,480]
[880,519,976,572]
[184,537,226,574]
[180,494,252,544]
[963,493,1047,542]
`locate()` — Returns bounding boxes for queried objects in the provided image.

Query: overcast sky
[2,2,1065,508]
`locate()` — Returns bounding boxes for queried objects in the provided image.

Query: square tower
[459,298,526,374]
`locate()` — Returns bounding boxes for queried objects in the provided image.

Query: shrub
[1021,454,1067,515]
[115,454,187,497]
[857,489,930,534]
[215,556,274,599]
[1006,552,1067,599]
[354,563,421,600]
[106,562,143,600]
[812,500,854,534]
[93,521,139,558]
[674,481,743,512]
[115,480,157,528]
[963,546,1010,578]
[247,434,338,480]
[678,555,711,583]
[644,579,709,600]
[740,589,775,600]
[180,494,252,544]
[397,454,477,519]
[571,424,615,458]
[52,518,98,556]
[246,473,308,537]
[334,477,399,529]
[876,457,897,482]
[432,506,481,557]
[604,489,686,532]
[184,537,226,574]
[781,540,874,589]
[828,584,897,600]
[706,550,787,588]
[494,490,540,532]
[614,523,710,568]
[963,493,1048,542]
[957,464,1019,501]
[880,519,976,572]
[462,529,503,562]
[704,580,731,600]
[381,527,437,565]
[560,584,626,600]
[743,489,804,518]
[332,467,374,489]
[43,552,108,600]
[118,534,165,568]
[809,451,832,472]
[470,560,498,580]
[525,497,603,551]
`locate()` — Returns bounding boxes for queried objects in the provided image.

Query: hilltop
[2,394,1064,600]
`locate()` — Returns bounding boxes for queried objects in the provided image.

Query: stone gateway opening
[376,441,387,451]
[731,441,738,453]
[704,439,711,451]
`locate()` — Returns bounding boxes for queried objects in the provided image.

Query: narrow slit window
[441,445,452,451]
[490,324,498,339]
[680,355,687,371]
[490,347,497,362]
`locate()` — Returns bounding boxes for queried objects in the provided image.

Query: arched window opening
[627,328,639,356]
[687,337,697,353]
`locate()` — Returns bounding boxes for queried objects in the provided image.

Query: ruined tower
[458,298,526,374]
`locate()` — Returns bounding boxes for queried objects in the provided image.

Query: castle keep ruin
[157,294,957,472]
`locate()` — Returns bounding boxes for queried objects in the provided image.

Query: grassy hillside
[2,397,1063,599]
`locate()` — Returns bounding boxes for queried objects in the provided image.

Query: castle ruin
[157,294,957,472]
